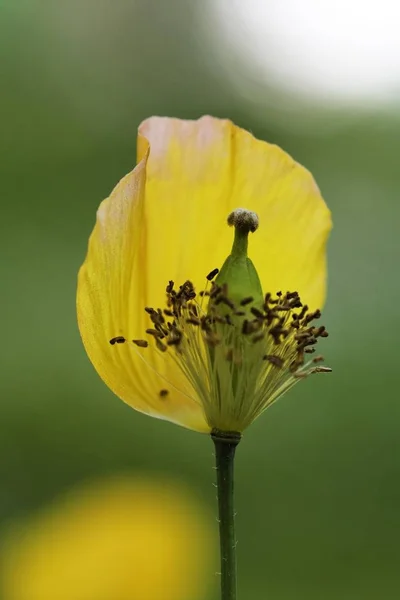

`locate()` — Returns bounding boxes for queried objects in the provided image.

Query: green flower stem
[212,429,242,600]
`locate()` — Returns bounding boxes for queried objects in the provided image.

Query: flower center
[122,274,331,430]
[108,208,331,431]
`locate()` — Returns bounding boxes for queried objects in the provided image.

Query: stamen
[312,355,325,363]
[186,317,201,326]
[298,305,308,320]
[263,355,284,368]
[206,268,219,281]
[250,307,264,319]
[132,339,149,348]
[109,336,126,345]
[155,339,167,352]
[311,366,332,374]
[159,389,169,398]
[146,328,165,339]
[139,278,330,430]
[240,297,254,306]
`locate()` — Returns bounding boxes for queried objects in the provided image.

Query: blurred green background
[1,1,400,599]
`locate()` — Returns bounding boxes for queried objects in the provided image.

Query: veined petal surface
[138,116,331,312]
[78,116,331,432]
[77,151,209,432]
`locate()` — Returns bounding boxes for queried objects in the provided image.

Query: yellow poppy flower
[77,116,332,434]
[0,476,214,600]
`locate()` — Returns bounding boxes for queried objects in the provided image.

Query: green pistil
[230,226,249,258]
[214,208,264,315]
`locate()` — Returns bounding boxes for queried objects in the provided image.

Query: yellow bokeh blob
[0,475,215,600]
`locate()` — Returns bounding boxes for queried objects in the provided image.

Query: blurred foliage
[1,1,400,599]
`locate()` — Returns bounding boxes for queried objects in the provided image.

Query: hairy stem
[212,429,241,600]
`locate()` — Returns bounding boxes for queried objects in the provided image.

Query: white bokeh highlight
[211,0,400,106]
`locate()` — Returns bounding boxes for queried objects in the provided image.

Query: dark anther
[234,311,246,317]
[250,306,264,319]
[312,326,326,337]
[200,315,212,333]
[164,309,174,317]
[167,337,181,346]
[311,366,332,374]
[240,297,254,306]
[242,319,250,334]
[213,290,235,309]
[305,348,316,353]
[298,305,308,320]
[276,291,282,297]
[312,355,325,363]
[177,280,196,301]
[265,308,278,326]
[304,309,321,325]
[109,336,126,345]
[269,323,287,344]
[146,328,165,339]
[206,268,219,281]
[155,339,167,352]
[204,333,221,347]
[298,336,317,349]
[150,310,165,325]
[288,296,302,309]
[294,332,311,340]
[132,339,149,348]
[219,296,235,309]
[166,325,182,346]
[186,318,200,326]
[263,355,284,368]
[145,307,156,315]
[155,323,169,336]
[159,389,169,398]
[166,281,174,294]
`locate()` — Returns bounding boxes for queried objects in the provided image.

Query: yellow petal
[77,149,209,432]
[78,116,331,433]
[138,116,331,311]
